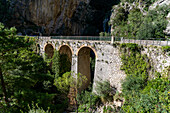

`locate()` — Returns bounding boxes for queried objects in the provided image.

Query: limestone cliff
[7,0,119,36]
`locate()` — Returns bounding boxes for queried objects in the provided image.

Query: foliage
[137,5,169,39]
[96,81,115,98]
[103,105,115,113]
[111,7,128,29]
[127,8,143,37]
[52,50,60,78]
[90,57,95,71]
[121,0,159,10]
[162,46,170,53]
[111,7,143,38]
[77,90,100,112]
[0,23,65,112]
[54,72,87,95]
[120,43,149,97]
[27,103,51,113]
[59,54,71,76]
[110,3,169,39]
[77,81,117,112]
[99,32,111,36]
[120,43,170,112]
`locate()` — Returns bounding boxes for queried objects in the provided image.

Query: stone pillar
[71,54,78,74]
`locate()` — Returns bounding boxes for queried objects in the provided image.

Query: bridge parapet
[120,38,170,46]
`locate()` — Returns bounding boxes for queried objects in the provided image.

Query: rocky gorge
[1,0,119,36]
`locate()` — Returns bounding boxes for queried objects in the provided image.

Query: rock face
[9,0,119,36]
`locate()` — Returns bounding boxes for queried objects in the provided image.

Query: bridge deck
[51,36,112,41]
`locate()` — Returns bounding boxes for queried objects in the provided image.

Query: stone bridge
[38,36,170,91]
[38,36,125,91]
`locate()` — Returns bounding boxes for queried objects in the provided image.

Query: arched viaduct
[38,36,126,91]
[38,36,170,91]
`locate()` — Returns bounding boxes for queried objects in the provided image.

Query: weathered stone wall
[121,38,170,46]
[142,46,170,78]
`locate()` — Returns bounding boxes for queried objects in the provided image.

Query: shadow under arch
[44,43,54,58]
[58,44,73,76]
[58,44,73,62]
[77,46,97,90]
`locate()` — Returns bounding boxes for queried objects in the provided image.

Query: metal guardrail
[51,36,111,41]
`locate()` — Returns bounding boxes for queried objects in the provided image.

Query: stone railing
[119,38,170,46]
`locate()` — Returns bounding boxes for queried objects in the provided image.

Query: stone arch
[58,44,73,62]
[58,44,73,76]
[77,46,97,90]
[44,43,54,58]
[76,45,97,58]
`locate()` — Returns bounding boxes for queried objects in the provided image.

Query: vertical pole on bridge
[111,36,114,44]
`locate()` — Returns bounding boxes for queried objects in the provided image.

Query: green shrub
[27,103,51,113]
[77,90,100,112]
[162,46,170,53]
[96,81,116,99]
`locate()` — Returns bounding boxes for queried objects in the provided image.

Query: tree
[0,23,55,112]
[127,8,143,37]
[0,23,30,103]
[52,50,60,78]
[54,71,87,112]
[54,72,87,95]
[137,5,169,40]
[111,7,128,28]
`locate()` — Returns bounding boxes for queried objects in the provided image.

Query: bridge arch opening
[58,45,72,76]
[77,46,96,90]
[45,43,54,58]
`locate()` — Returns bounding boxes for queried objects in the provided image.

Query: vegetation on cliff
[109,1,169,39]
[120,43,169,112]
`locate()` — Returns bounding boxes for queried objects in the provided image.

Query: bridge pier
[71,55,78,74]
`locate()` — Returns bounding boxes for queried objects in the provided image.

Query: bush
[27,103,51,113]
[122,75,145,96]
[77,90,100,112]
[95,80,116,103]
[162,46,170,53]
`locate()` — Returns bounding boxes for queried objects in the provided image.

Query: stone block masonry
[38,36,170,92]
